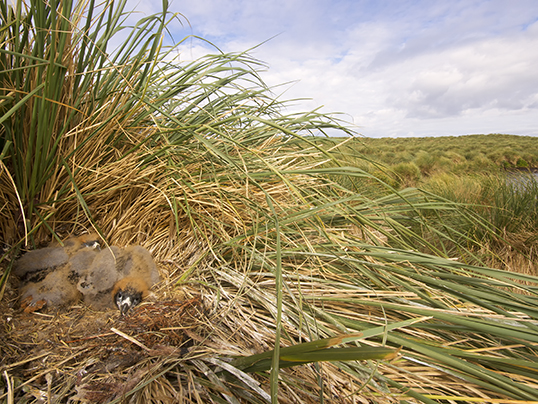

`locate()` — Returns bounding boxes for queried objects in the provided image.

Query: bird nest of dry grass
[1,268,203,402]
[0,257,396,404]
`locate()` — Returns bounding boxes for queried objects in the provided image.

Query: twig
[111,327,150,351]
[3,371,13,404]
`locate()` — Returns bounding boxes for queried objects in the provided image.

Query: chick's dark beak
[114,289,142,316]
[118,298,132,316]
[114,291,130,316]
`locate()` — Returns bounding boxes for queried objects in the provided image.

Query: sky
[129,0,538,138]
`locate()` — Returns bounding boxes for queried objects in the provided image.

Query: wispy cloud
[129,0,538,137]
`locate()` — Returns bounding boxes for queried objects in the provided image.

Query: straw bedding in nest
[1,282,203,402]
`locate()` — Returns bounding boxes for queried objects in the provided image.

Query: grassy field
[359,134,537,170]
[313,134,538,273]
[1,1,538,403]
[320,134,538,187]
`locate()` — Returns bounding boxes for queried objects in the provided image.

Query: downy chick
[112,246,160,315]
[15,233,101,311]
[76,246,122,310]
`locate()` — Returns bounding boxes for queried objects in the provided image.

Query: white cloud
[386,24,538,121]
[125,0,538,137]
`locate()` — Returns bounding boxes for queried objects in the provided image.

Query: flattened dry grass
[3,233,538,403]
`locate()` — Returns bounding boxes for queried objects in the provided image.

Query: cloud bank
[131,0,538,137]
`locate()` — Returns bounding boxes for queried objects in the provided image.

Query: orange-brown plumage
[112,276,150,315]
[15,233,102,311]
[15,234,160,314]
[111,246,160,315]
[59,232,101,253]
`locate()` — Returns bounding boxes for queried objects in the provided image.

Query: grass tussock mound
[2,1,538,403]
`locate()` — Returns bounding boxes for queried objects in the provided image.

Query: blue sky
[131,0,538,138]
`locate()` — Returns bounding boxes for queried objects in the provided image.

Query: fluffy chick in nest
[14,234,160,314]
[13,233,101,277]
[112,246,161,316]
[76,246,122,310]
[74,245,160,314]
[14,233,101,311]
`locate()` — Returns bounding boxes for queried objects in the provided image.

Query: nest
[1,280,209,403]
[1,251,352,404]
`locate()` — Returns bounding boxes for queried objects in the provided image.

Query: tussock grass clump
[2,1,538,403]
[392,161,422,188]
[425,173,538,260]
